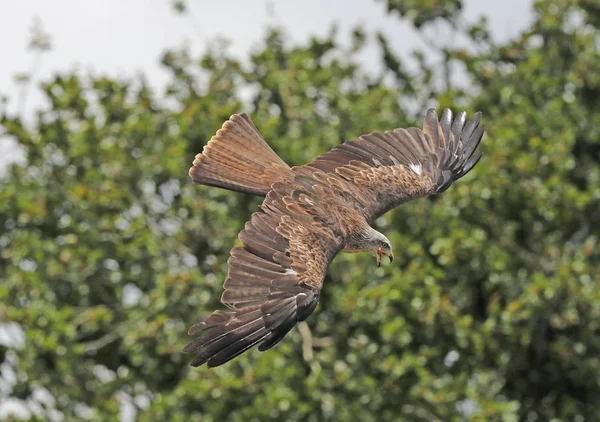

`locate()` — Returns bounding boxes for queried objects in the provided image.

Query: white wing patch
[409,163,422,175]
[285,268,298,275]
[304,198,314,206]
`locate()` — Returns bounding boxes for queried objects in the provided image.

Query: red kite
[184,108,484,367]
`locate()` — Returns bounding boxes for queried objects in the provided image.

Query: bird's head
[344,227,394,266]
[372,233,394,267]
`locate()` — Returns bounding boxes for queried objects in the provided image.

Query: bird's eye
[382,242,389,249]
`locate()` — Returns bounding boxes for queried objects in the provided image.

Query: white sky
[1,0,534,116]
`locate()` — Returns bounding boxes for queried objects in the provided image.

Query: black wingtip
[454,114,484,181]
[431,109,485,193]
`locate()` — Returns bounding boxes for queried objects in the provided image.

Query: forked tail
[189,113,292,196]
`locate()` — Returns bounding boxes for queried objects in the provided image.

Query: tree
[1,0,599,420]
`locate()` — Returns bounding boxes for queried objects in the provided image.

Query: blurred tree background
[1,0,599,420]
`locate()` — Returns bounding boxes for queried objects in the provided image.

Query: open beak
[377,248,394,267]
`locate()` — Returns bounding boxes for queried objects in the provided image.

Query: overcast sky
[1,0,535,112]
[0,0,533,168]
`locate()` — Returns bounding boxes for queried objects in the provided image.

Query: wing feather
[184,181,344,367]
[306,108,485,220]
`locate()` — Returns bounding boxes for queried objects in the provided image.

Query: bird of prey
[184,108,485,367]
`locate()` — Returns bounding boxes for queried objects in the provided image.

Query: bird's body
[184,108,485,367]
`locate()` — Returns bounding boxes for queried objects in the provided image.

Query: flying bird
[184,108,485,367]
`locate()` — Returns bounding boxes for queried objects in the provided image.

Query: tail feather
[189,113,292,196]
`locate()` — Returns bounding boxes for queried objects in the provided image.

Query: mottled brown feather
[188,113,292,196]
[184,169,354,367]
[307,108,484,220]
[184,108,485,367]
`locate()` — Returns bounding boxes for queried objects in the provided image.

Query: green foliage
[1,1,599,420]
[382,0,463,28]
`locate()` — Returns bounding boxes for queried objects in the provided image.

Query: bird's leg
[297,321,314,361]
[297,321,333,363]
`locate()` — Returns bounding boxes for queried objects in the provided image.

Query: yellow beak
[377,248,394,267]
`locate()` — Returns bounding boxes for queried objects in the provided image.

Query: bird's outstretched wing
[183,180,344,367]
[306,108,485,221]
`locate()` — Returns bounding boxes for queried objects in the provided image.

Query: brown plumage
[188,113,292,196]
[184,108,485,367]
